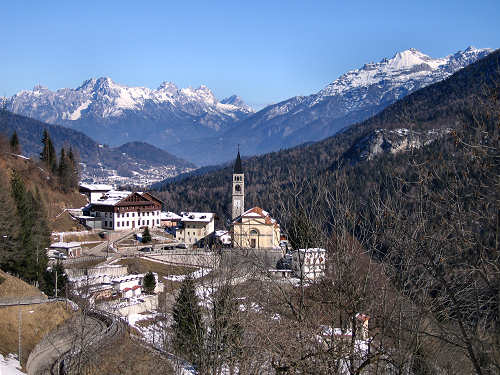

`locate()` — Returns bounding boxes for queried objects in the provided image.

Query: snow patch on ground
[0,354,26,375]
[163,267,211,282]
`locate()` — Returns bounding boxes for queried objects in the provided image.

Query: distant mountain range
[1,78,254,156]
[0,110,195,186]
[0,46,493,167]
[168,46,492,165]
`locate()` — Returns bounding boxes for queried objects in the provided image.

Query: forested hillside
[0,136,86,289]
[154,49,500,225]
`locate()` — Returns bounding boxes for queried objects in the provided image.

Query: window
[147,220,149,225]
[127,213,129,217]
[157,219,159,224]
[250,229,259,235]
[132,213,135,217]
[127,221,129,226]
[117,222,120,227]
[235,184,241,192]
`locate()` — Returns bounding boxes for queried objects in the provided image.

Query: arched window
[250,229,259,236]
[235,184,241,192]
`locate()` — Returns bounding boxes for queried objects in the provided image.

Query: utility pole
[18,309,22,365]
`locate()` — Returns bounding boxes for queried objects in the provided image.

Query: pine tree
[67,147,80,190]
[0,169,21,271]
[142,226,152,243]
[9,172,49,284]
[172,276,205,369]
[9,131,20,154]
[43,262,67,297]
[143,271,156,294]
[40,129,56,173]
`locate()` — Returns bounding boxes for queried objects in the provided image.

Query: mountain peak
[386,48,431,70]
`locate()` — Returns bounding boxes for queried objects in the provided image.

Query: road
[26,310,124,375]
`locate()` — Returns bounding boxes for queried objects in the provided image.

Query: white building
[79,183,113,203]
[175,212,215,246]
[292,248,326,280]
[49,242,82,257]
[85,191,163,231]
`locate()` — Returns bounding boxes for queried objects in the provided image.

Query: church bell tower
[232,149,244,220]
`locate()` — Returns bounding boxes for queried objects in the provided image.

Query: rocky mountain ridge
[1,78,254,151]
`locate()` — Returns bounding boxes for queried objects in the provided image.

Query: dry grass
[0,270,45,298]
[63,233,102,242]
[0,302,73,366]
[116,258,197,280]
[84,334,174,375]
[63,259,104,270]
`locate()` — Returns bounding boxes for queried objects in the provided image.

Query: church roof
[233,206,279,228]
[234,151,243,174]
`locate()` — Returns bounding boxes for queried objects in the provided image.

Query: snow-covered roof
[180,212,214,223]
[92,190,132,206]
[80,183,113,191]
[160,211,182,220]
[112,274,145,283]
[50,242,81,248]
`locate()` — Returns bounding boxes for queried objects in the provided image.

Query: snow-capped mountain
[1,78,254,149]
[173,46,491,166]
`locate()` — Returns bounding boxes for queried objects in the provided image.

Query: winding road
[26,309,125,375]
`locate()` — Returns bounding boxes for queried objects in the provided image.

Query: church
[231,151,281,249]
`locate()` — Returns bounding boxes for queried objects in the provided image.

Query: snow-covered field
[0,354,26,375]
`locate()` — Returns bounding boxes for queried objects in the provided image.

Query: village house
[291,248,326,280]
[79,183,113,203]
[83,190,163,231]
[175,212,215,246]
[49,242,82,257]
[160,211,182,227]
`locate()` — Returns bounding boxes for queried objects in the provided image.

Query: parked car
[175,243,187,249]
[162,245,175,250]
[138,247,153,252]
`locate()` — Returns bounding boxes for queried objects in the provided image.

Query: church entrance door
[250,238,256,248]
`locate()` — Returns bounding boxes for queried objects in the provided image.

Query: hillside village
[1,149,334,375]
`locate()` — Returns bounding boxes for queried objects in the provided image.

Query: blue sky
[1,0,499,108]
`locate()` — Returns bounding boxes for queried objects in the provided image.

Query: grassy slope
[0,153,87,232]
[0,270,44,298]
[0,302,72,366]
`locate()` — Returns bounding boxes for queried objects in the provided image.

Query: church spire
[234,147,243,174]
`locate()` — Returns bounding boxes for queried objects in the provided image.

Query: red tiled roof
[234,206,279,228]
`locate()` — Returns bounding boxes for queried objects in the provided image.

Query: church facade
[230,151,281,249]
